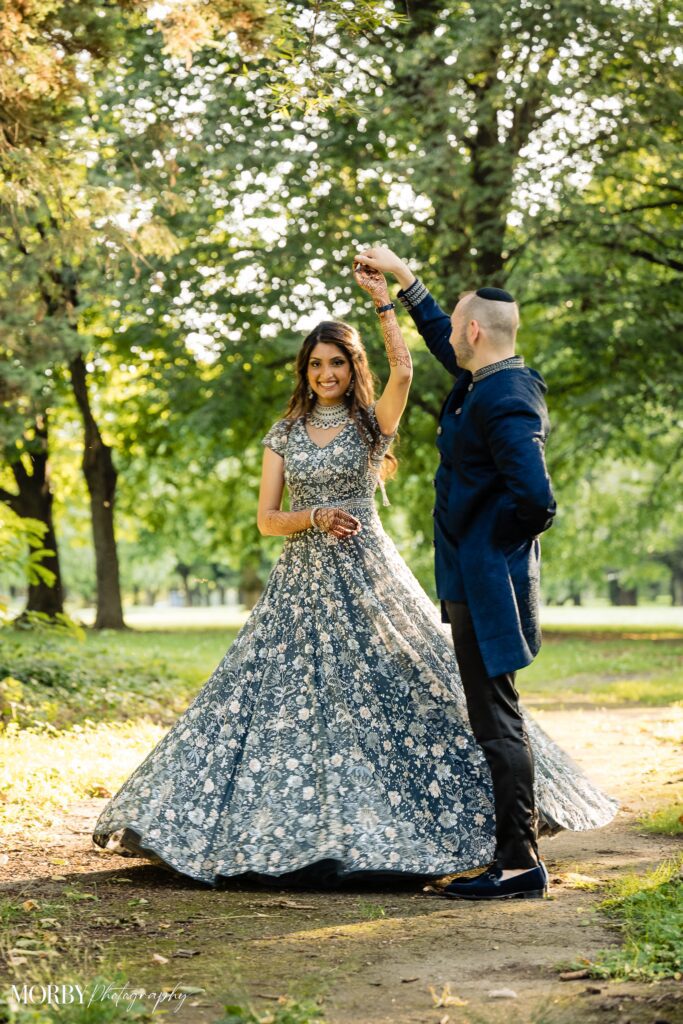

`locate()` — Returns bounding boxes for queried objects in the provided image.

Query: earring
[345,377,354,396]
[307,385,314,399]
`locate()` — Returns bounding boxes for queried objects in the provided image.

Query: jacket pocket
[492,495,536,547]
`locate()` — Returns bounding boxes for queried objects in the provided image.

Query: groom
[355,246,556,901]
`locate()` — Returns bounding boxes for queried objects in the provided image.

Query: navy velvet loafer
[441,861,549,900]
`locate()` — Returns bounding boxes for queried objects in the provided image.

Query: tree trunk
[69,353,125,629]
[608,577,638,606]
[672,568,683,606]
[1,415,65,617]
[176,564,193,606]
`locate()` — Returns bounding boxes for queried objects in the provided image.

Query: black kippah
[475,287,515,303]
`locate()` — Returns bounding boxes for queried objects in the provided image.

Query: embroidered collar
[472,356,525,382]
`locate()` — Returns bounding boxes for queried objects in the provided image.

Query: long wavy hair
[283,320,398,480]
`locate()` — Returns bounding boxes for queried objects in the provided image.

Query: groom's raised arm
[396,278,461,378]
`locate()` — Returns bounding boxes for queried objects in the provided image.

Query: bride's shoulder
[260,416,300,456]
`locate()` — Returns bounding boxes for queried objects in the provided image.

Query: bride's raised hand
[352,258,390,303]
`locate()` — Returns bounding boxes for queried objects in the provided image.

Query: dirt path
[2,705,682,1024]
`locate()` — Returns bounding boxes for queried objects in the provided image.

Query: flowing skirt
[92,509,618,887]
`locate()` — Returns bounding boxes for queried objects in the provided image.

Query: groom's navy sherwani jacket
[398,279,557,678]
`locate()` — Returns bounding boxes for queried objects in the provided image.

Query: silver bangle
[310,506,320,529]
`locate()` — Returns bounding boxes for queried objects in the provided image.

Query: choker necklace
[307,400,350,429]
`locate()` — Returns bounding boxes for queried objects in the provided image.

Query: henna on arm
[377,307,412,375]
[259,507,318,537]
[352,259,412,376]
[259,506,361,538]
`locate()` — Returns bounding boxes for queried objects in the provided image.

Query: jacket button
[455,408,462,415]
[436,425,443,435]
[467,383,474,391]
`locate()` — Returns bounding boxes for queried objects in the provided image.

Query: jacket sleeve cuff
[397,277,429,311]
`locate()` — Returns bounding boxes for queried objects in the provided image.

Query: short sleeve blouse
[366,402,397,464]
[260,419,291,457]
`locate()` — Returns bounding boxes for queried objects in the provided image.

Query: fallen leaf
[49,875,67,882]
[88,784,112,798]
[7,954,28,967]
[152,953,169,964]
[175,986,205,995]
[488,989,517,999]
[429,983,468,1008]
[401,977,419,983]
[560,969,591,981]
[173,948,201,958]
[562,872,603,887]
[21,900,39,912]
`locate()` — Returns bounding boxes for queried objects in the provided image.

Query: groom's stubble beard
[454,322,475,368]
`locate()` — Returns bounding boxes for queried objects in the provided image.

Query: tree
[0,0,392,622]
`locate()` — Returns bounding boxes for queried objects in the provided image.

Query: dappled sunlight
[0,720,164,836]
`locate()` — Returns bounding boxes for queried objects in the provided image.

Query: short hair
[457,289,520,348]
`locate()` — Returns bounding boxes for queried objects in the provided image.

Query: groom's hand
[355,246,416,291]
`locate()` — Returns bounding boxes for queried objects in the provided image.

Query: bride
[92,260,617,888]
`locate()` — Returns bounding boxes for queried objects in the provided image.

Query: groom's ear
[468,318,481,343]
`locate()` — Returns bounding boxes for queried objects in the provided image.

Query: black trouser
[445,601,539,870]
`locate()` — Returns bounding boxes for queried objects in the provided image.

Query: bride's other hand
[314,507,362,538]
[352,259,390,303]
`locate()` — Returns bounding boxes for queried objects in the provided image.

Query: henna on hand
[352,260,389,301]
[313,507,362,537]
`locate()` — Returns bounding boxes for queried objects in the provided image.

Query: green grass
[0,626,237,732]
[520,631,683,705]
[637,804,683,836]
[582,855,683,980]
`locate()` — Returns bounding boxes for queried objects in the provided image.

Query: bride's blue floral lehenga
[92,406,618,887]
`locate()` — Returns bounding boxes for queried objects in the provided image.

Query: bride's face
[307,342,353,405]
